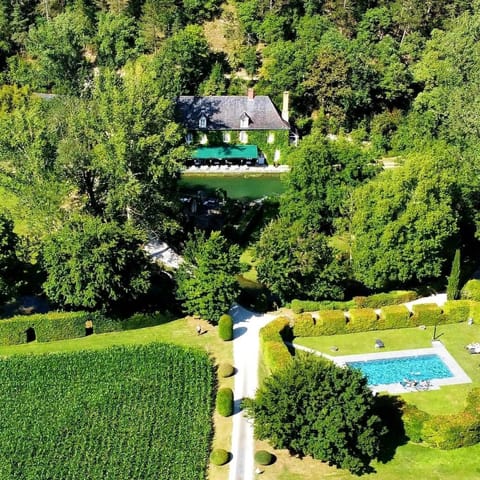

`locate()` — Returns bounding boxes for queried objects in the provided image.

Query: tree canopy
[244,354,385,475]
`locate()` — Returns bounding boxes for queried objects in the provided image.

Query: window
[267,132,275,144]
[199,115,207,129]
[274,149,281,163]
[239,131,248,143]
[200,134,208,144]
[240,112,250,129]
[186,132,193,144]
[223,132,231,143]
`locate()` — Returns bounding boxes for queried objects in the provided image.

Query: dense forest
[1,0,480,314]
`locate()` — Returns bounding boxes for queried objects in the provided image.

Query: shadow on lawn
[374,395,408,464]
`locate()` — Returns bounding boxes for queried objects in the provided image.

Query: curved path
[228,304,276,480]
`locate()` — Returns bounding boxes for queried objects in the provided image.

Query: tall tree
[0,214,21,302]
[447,248,461,300]
[175,231,241,323]
[244,354,384,475]
[42,215,151,311]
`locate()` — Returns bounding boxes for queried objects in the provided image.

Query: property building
[175,89,292,166]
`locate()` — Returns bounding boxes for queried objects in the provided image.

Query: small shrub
[218,363,235,378]
[461,279,480,302]
[422,412,480,449]
[442,300,471,324]
[216,388,234,417]
[210,448,230,466]
[254,450,274,466]
[317,309,347,335]
[411,304,443,326]
[347,308,378,332]
[218,314,233,341]
[378,305,411,330]
[402,404,430,443]
[354,290,418,309]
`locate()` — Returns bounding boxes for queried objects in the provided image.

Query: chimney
[247,88,255,100]
[281,91,289,123]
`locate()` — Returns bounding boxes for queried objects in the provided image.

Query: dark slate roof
[176,95,289,131]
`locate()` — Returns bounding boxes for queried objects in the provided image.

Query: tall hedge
[411,304,443,326]
[0,311,120,345]
[378,305,411,330]
[442,300,471,324]
[353,291,418,309]
[317,310,347,335]
[291,299,355,314]
[259,317,292,373]
[347,309,378,333]
[292,313,319,336]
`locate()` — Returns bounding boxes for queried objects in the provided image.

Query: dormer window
[240,112,250,129]
[199,114,207,129]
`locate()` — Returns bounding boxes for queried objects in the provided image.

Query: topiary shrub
[218,363,235,378]
[411,304,443,326]
[254,450,274,466]
[461,279,480,302]
[317,309,347,335]
[442,300,471,324]
[292,313,319,337]
[378,305,411,330]
[422,412,480,449]
[210,448,230,466]
[216,388,234,417]
[402,404,430,443]
[347,308,378,333]
[218,314,233,341]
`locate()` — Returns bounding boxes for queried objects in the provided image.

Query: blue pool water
[347,354,454,386]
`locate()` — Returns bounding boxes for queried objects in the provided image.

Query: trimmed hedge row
[291,299,355,314]
[0,311,121,345]
[259,317,292,373]
[353,290,418,308]
[292,300,480,337]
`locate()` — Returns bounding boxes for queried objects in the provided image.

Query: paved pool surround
[293,341,471,394]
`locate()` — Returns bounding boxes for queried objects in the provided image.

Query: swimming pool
[347,354,454,386]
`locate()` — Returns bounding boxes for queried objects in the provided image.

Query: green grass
[294,323,480,413]
[240,246,258,283]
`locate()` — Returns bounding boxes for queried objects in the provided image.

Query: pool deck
[293,340,471,395]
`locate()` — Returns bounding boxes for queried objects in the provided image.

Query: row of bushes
[259,316,293,373]
[403,388,480,449]
[292,300,478,337]
[0,311,174,345]
[291,290,419,313]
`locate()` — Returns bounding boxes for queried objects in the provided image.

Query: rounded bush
[461,279,480,302]
[210,448,230,466]
[216,387,234,417]
[254,450,274,466]
[218,314,233,341]
[218,363,235,378]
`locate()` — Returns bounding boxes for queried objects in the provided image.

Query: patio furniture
[466,342,480,354]
[375,339,385,349]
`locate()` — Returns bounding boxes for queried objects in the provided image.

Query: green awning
[192,145,258,160]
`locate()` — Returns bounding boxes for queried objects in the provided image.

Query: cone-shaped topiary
[218,314,233,341]
[216,387,234,416]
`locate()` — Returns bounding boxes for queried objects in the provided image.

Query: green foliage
[254,450,274,466]
[401,404,431,443]
[259,316,292,373]
[411,304,443,326]
[465,387,480,417]
[216,387,234,417]
[442,300,471,324]
[447,249,461,300]
[255,218,345,303]
[0,311,120,345]
[461,280,480,302]
[210,448,230,466]
[353,290,418,309]
[290,298,355,313]
[317,309,348,334]
[218,313,233,341]
[218,363,235,378]
[245,355,384,475]
[42,216,151,312]
[422,413,480,449]
[292,313,319,337]
[175,231,241,323]
[378,305,412,330]
[0,343,214,478]
[347,308,378,332]
[470,301,480,323]
[0,213,21,302]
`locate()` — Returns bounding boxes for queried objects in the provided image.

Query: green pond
[180,173,286,200]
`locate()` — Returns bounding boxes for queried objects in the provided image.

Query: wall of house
[190,130,290,163]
